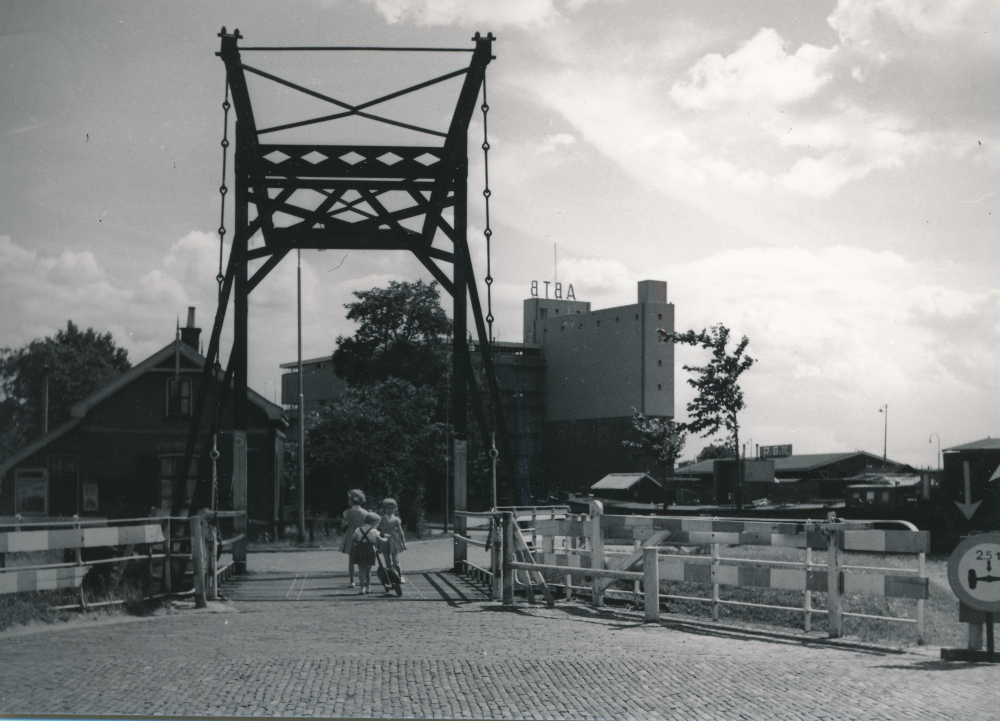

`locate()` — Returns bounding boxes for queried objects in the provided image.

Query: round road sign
[948,532,1000,613]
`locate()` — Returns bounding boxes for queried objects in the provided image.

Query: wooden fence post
[163,517,172,597]
[711,542,720,621]
[565,531,576,601]
[826,527,843,638]
[803,546,812,632]
[643,546,659,623]
[208,516,218,602]
[191,513,207,609]
[589,500,604,607]
[917,551,926,645]
[490,515,502,600]
[502,512,514,606]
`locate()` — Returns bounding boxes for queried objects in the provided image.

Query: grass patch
[0,548,167,633]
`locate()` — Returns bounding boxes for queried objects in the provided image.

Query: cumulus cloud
[0,233,383,397]
[364,0,598,27]
[671,29,836,109]
[829,0,1000,54]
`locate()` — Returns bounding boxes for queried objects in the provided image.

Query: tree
[660,324,755,510]
[333,280,450,391]
[304,378,445,534]
[624,410,686,508]
[0,321,131,461]
[624,410,686,481]
[696,442,735,462]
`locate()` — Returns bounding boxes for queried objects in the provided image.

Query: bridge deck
[224,569,487,605]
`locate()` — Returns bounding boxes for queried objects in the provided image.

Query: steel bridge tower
[179,28,516,571]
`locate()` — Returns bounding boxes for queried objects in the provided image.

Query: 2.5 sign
[948,533,1000,612]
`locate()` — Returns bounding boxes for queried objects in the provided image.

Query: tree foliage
[0,321,131,461]
[333,280,450,391]
[661,324,754,507]
[696,442,736,462]
[304,378,445,533]
[624,411,686,483]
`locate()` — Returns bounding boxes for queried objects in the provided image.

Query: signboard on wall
[759,445,792,459]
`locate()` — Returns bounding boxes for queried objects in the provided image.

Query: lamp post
[878,404,887,467]
[929,433,941,472]
[297,248,306,545]
[42,364,50,435]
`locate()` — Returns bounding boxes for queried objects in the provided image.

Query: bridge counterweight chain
[217,81,231,295]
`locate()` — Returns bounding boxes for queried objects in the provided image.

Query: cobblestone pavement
[1,540,997,720]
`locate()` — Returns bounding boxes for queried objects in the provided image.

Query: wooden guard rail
[453,502,930,641]
[0,510,245,610]
[526,501,930,641]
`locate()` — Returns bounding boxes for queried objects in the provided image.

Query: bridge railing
[0,510,245,610]
[506,501,930,641]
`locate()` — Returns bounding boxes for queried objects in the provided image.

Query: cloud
[549,245,999,465]
[364,0,600,27]
[671,29,836,109]
[829,0,1000,54]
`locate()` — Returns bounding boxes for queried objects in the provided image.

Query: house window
[15,468,48,515]
[158,456,198,509]
[166,378,192,417]
[82,483,99,512]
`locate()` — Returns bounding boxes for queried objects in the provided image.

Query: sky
[1,0,998,468]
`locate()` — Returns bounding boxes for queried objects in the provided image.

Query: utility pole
[42,364,49,435]
[297,248,306,544]
[881,404,888,467]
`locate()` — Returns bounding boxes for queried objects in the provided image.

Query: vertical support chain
[480,73,494,345]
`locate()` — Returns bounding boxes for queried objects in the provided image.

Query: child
[340,489,368,588]
[379,498,407,583]
[351,512,388,595]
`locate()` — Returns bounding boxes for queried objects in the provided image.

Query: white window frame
[158,455,198,509]
[165,377,193,418]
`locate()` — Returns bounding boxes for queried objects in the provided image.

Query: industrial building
[282,279,675,501]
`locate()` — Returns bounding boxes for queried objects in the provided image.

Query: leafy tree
[624,410,686,483]
[333,280,450,391]
[0,321,131,461]
[304,377,445,534]
[660,324,755,509]
[696,442,736,462]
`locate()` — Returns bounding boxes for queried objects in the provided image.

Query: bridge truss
[179,28,518,570]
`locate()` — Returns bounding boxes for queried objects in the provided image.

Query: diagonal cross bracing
[181,29,520,570]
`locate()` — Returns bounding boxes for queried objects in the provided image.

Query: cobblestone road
[1,539,997,720]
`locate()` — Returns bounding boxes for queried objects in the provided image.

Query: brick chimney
[180,307,201,351]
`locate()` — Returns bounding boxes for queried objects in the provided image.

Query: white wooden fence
[457,502,930,641]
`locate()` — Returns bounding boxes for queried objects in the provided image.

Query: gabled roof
[673,451,910,477]
[944,437,1000,452]
[0,340,283,478]
[70,340,283,422]
[591,472,661,490]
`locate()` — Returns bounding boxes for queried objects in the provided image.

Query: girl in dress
[340,489,368,588]
[379,498,407,583]
[351,512,388,595]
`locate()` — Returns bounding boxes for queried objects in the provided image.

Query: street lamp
[42,364,50,435]
[878,404,887,467]
[929,433,941,471]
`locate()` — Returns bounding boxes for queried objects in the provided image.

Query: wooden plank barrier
[525,510,930,641]
[0,524,165,553]
[0,566,90,594]
[0,521,168,602]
